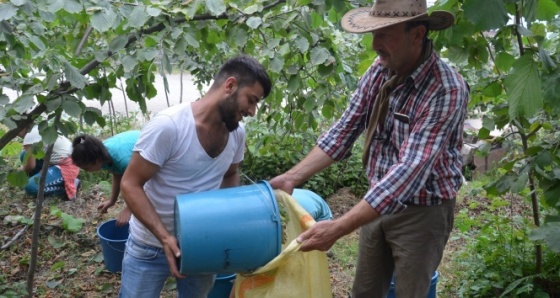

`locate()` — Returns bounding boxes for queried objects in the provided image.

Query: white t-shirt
[23,126,72,164]
[129,102,246,247]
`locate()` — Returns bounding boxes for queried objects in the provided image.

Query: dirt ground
[0,185,361,297]
[0,185,465,297]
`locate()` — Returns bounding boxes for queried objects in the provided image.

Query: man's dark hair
[71,134,111,168]
[211,55,272,99]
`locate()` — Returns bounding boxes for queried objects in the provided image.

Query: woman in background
[71,130,140,226]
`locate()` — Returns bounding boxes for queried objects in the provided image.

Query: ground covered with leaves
[0,182,362,297]
[0,180,534,297]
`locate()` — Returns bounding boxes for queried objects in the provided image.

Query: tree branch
[75,25,93,56]
[0,2,287,150]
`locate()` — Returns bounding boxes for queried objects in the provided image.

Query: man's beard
[218,91,240,132]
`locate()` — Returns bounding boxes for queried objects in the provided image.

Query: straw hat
[341,0,455,33]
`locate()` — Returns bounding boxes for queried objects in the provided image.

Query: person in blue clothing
[292,188,333,222]
[71,130,140,226]
[17,124,80,200]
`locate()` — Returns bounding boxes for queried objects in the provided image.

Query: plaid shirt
[317,51,469,215]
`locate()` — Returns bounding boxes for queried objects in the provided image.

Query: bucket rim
[96,219,129,242]
[215,273,236,280]
[257,180,282,256]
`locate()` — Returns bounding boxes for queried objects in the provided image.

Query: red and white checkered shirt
[317,51,469,215]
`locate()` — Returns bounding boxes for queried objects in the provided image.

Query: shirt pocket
[390,116,411,151]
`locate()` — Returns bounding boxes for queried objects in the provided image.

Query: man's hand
[161,234,186,279]
[269,174,296,195]
[296,220,341,252]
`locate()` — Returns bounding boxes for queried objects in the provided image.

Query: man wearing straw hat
[270,0,469,296]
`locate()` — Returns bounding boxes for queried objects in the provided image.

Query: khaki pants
[352,199,455,298]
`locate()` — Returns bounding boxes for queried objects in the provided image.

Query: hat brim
[341,7,454,33]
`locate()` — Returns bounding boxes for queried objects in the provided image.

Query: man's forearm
[122,185,171,244]
[285,146,335,186]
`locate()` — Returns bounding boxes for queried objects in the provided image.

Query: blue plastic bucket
[208,273,236,298]
[96,219,129,273]
[387,271,439,298]
[174,180,281,274]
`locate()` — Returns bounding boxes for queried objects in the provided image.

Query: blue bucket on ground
[96,219,129,273]
[387,271,438,298]
[208,273,236,298]
[174,180,281,274]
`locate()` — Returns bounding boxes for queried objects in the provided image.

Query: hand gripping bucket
[387,271,439,298]
[208,273,236,298]
[96,219,129,273]
[174,180,281,274]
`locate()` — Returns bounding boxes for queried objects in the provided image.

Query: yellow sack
[234,190,332,298]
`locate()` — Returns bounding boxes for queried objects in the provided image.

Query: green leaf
[494,52,515,72]
[48,236,65,249]
[543,183,560,208]
[206,0,226,16]
[109,36,128,53]
[504,54,543,119]
[310,47,330,65]
[40,125,58,145]
[482,81,503,97]
[0,3,17,21]
[322,104,334,119]
[1,141,22,157]
[51,261,65,272]
[161,53,172,74]
[10,0,26,7]
[63,62,87,89]
[463,0,508,31]
[12,95,35,113]
[536,0,560,21]
[310,12,324,28]
[542,71,560,112]
[246,16,262,29]
[94,252,104,263]
[287,76,300,93]
[28,35,46,52]
[128,6,149,29]
[83,110,97,126]
[46,0,64,13]
[539,48,556,72]
[184,31,199,47]
[101,283,114,293]
[46,280,61,289]
[7,171,28,188]
[269,56,284,74]
[141,48,158,61]
[529,222,560,252]
[122,55,137,72]
[60,213,84,233]
[62,99,82,117]
[44,97,62,112]
[91,8,116,33]
[232,28,247,48]
[63,0,82,14]
[295,36,309,54]
[0,94,8,105]
[243,4,262,14]
[146,7,161,17]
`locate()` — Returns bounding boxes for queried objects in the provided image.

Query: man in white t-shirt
[119,56,272,298]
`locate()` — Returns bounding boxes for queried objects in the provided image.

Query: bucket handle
[241,174,279,220]
[105,241,126,253]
